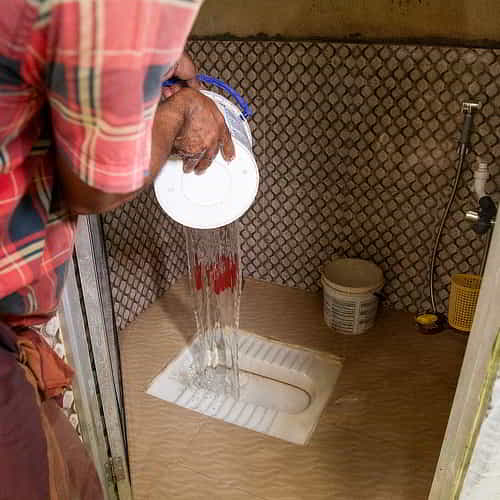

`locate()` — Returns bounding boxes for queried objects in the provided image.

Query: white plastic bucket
[321,258,384,335]
[203,90,253,153]
[154,88,259,230]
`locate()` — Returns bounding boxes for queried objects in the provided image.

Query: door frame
[58,215,132,500]
[429,219,500,499]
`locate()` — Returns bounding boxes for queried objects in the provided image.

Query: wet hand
[165,88,235,174]
[162,52,201,99]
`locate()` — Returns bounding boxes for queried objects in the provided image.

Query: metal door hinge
[105,456,126,483]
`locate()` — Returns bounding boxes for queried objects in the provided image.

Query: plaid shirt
[0,0,201,323]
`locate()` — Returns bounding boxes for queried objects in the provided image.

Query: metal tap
[465,197,496,234]
[459,102,481,147]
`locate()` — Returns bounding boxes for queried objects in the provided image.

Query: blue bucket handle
[162,74,253,119]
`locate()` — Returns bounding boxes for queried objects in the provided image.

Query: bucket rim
[321,258,384,294]
[201,89,253,148]
[154,140,259,230]
[321,276,384,295]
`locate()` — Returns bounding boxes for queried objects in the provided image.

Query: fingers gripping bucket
[155,75,259,230]
[197,74,254,154]
[321,258,384,335]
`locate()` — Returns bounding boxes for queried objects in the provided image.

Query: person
[0,1,233,498]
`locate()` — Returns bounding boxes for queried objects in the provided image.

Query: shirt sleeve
[45,0,201,194]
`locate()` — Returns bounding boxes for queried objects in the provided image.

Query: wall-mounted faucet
[464,160,496,234]
[464,158,497,276]
[459,102,481,147]
[465,198,496,234]
[462,102,481,113]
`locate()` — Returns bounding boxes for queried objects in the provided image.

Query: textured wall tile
[103,41,500,329]
[102,187,186,330]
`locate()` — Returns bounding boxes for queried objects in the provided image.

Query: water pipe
[474,161,489,200]
[465,161,497,276]
[428,101,480,313]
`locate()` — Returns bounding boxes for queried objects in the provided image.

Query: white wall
[193,0,500,44]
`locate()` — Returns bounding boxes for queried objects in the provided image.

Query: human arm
[45,1,214,215]
[55,103,182,214]
[161,51,201,99]
[57,88,235,214]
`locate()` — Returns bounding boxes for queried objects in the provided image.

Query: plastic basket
[448,273,481,332]
[321,258,384,335]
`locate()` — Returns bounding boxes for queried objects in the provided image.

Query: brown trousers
[0,321,104,500]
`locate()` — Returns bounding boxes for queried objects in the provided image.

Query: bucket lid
[322,258,384,294]
[154,140,259,229]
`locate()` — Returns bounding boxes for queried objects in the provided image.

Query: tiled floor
[120,278,467,500]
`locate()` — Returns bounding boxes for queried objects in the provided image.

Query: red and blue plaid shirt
[0,0,201,324]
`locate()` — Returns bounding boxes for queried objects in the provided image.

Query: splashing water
[184,222,241,399]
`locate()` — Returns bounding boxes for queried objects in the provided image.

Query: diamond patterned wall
[102,188,186,331]
[103,41,500,330]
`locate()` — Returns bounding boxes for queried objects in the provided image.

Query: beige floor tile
[325,339,461,447]
[119,289,203,491]
[145,462,267,500]
[120,278,467,500]
[172,421,433,500]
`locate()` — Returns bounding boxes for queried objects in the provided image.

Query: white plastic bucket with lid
[205,89,253,152]
[154,76,259,230]
[321,258,384,335]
